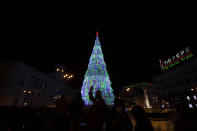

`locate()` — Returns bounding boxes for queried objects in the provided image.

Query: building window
[189,104,193,108]
[36,79,40,89]
[42,82,46,90]
[193,95,196,100]
[194,75,197,81]
[51,85,55,92]
[175,80,179,87]
[14,98,18,105]
[46,84,49,91]
[187,96,190,101]
[166,83,169,88]
[30,77,36,88]
[49,85,51,91]
[17,90,20,95]
[185,77,190,84]
[180,79,184,85]
[19,77,25,86]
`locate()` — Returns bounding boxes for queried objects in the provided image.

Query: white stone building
[0,60,77,107]
[153,58,197,109]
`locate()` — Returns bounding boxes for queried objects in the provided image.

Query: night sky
[1,2,197,94]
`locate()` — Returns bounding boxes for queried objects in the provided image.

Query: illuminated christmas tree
[81,32,115,106]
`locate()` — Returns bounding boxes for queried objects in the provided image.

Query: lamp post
[63,74,73,85]
[23,90,31,106]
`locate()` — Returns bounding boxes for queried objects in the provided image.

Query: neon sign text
[159,47,193,70]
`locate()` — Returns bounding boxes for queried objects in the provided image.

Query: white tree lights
[81,32,115,106]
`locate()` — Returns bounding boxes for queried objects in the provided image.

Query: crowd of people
[0,86,154,131]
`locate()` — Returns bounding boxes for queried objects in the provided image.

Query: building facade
[0,61,76,107]
[153,58,197,110]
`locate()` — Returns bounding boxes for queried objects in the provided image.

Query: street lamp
[190,88,194,91]
[63,74,74,85]
[56,68,60,72]
[126,88,130,92]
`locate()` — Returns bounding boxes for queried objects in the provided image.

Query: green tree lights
[81,32,115,106]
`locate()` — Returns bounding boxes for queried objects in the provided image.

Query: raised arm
[89,86,96,103]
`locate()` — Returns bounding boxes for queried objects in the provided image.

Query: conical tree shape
[81,32,115,106]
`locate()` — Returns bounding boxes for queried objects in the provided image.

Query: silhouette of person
[89,86,105,109]
[110,98,133,131]
[131,106,154,131]
[88,86,106,131]
[69,92,85,131]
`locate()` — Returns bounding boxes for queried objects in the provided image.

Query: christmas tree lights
[81,32,115,106]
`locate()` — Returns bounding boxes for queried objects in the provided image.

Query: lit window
[193,95,196,100]
[187,96,190,101]
[189,104,193,108]
[161,104,165,108]
[56,68,60,72]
